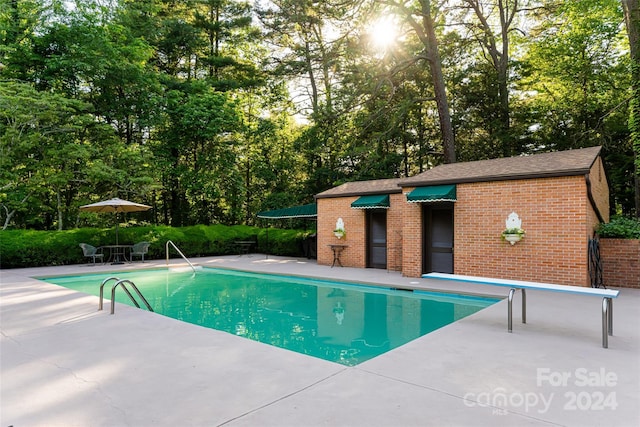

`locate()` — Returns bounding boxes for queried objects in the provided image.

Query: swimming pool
[43,268,499,366]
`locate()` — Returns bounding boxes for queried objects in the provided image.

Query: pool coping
[2,255,639,426]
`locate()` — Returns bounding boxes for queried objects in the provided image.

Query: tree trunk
[421,0,456,163]
[2,206,15,230]
[624,0,639,66]
[464,0,518,156]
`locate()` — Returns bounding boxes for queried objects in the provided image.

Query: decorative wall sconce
[334,217,346,239]
[501,212,525,245]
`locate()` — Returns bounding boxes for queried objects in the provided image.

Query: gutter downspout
[586,174,605,224]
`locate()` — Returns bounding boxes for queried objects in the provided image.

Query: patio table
[103,245,133,265]
[328,244,348,267]
[234,240,255,256]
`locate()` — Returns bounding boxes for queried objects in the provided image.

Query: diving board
[423,273,620,348]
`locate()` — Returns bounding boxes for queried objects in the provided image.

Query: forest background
[1,0,638,232]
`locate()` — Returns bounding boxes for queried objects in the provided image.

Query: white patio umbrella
[79,197,152,246]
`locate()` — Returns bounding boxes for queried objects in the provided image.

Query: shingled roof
[400,146,602,187]
[314,147,603,198]
[315,178,404,199]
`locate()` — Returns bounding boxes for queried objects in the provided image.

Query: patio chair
[79,243,104,265]
[131,241,151,262]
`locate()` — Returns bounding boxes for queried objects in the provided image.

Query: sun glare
[369,15,398,51]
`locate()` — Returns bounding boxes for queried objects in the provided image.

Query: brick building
[315,147,609,286]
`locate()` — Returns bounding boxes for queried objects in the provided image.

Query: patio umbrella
[79,198,152,246]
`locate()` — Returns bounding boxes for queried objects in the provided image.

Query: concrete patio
[1,255,639,426]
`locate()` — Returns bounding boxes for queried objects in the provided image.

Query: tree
[154,84,242,226]
[257,0,363,193]
[520,0,633,213]
[622,0,639,215]
[88,22,162,146]
[382,0,456,163]
[193,0,261,88]
[453,0,536,157]
[338,24,442,178]
[0,0,44,74]
[0,81,139,230]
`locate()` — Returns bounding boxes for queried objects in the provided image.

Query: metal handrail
[111,279,154,315]
[165,240,196,273]
[99,277,121,311]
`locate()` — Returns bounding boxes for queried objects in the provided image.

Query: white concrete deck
[2,255,639,426]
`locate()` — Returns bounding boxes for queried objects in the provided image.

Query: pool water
[43,268,499,366]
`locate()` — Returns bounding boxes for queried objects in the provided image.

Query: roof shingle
[314,147,602,198]
[401,146,602,187]
[315,178,404,199]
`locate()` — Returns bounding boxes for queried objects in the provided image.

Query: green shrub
[259,228,309,256]
[597,216,640,239]
[0,224,311,269]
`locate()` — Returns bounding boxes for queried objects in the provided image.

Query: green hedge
[597,216,640,239]
[0,224,311,269]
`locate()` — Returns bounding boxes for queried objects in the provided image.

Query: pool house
[314,146,609,286]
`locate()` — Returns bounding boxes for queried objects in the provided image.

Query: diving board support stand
[423,273,619,349]
[602,297,613,348]
[507,288,526,332]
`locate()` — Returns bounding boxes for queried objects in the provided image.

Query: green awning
[257,203,317,219]
[406,184,456,203]
[351,194,390,209]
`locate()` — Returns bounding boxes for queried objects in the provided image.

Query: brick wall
[600,239,640,289]
[317,194,405,270]
[401,191,424,277]
[317,197,366,268]
[400,174,610,285]
[452,176,592,286]
[387,193,405,271]
[318,162,610,287]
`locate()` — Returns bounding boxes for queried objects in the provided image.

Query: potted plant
[333,218,346,239]
[501,227,525,245]
[333,228,346,239]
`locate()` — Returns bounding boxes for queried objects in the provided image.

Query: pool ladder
[99,277,154,315]
[165,240,196,273]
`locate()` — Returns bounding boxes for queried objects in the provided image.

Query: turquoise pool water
[43,268,499,366]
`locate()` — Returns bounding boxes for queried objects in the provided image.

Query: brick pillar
[402,189,423,277]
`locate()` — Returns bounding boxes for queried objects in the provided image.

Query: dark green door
[367,210,387,269]
[423,204,454,274]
